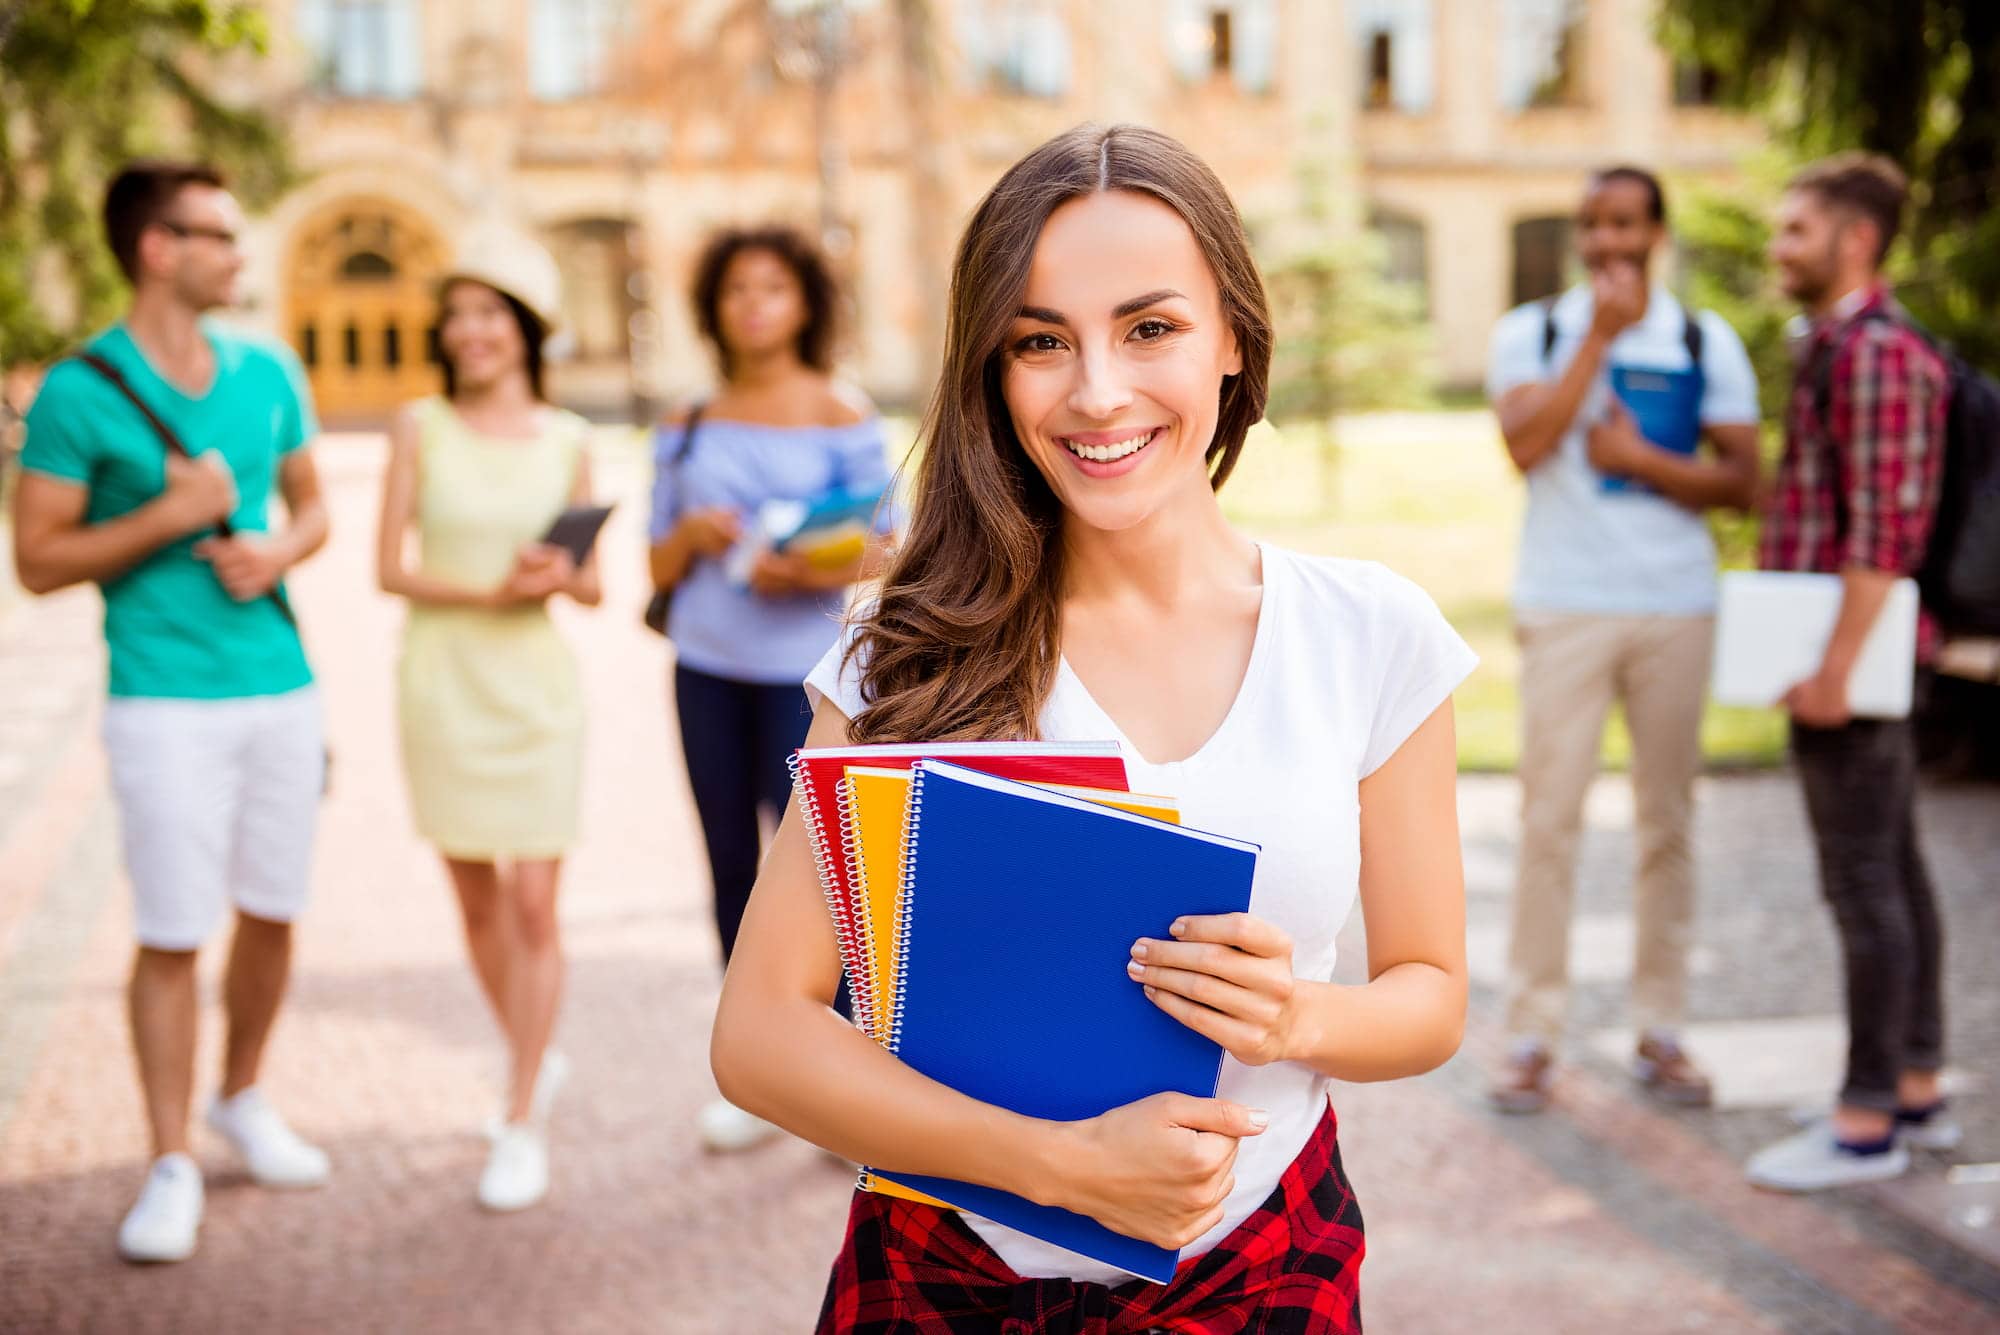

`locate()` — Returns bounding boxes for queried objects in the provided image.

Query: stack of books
[790,742,1260,1282]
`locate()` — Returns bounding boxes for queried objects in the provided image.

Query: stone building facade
[237,0,1761,420]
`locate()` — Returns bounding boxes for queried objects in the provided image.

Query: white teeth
[1062,429,1155,463]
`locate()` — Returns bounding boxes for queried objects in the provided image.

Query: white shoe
[483,1049,570,1141]
[696,1097,781,1153]
[118,1153,203,1263]
[1746,1121,1910,1192]
[206,1087,330,1188]
[478,1123,549,1212]
[1785,1101,1965,1152]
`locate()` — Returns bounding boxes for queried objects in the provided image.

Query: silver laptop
[1711,571,1919,719]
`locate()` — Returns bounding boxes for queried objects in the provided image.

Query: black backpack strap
[664,400,709,525]
[673,400,708,467]
[1682,309,1704,368]
[71,349,296,626]
[1540,299,1558,367]
[1810,308,1899,431]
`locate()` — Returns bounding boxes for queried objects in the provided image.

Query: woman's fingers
[1165,912,1293,958]
[1130,937,1272,990]
[1127,958,1273,1023]
[1139,981,1273,1060]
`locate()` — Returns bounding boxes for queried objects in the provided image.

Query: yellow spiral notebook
[837,764,1181,1207]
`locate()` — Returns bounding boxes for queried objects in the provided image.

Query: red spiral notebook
[788,741,1128,1028]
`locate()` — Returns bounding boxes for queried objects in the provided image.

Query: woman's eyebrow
[1016,288,1189,326]
[1111,289,1187,318]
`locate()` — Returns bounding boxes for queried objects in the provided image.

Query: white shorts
[103,687,323,950]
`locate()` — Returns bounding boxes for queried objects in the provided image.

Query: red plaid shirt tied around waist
[1758,285,1950,657]
[816,1104,1363,1334]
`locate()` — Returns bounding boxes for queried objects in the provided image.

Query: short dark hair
[103,161,228,284]
[1587,165,1667,224]
[690,224,839,377]
[1788,152,1909,265]
[438,281,549,403]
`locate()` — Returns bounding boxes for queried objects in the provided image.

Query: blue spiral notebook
[881,760,1260,1283]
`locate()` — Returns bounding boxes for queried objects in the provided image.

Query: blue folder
[1603,362,1703,496]
[882,760,1260,1283]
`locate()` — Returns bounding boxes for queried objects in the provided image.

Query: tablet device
[540,504,614,566]
[1711,571,1918,718]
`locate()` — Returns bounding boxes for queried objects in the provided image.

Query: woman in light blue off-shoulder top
[646,225,893,1153]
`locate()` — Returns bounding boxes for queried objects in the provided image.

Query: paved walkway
[1,434,1995,1333]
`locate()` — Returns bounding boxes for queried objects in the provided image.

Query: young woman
[710,126,1476,1329]
[647,225,892,1154]
[377,229,599,1213]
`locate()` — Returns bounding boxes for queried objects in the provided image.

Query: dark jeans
[1791,717,1945,1111]
[674,664,812,964]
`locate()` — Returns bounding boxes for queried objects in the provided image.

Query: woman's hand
[490,543,576,608]
[678,507,743,558]
[1045,1093,1266,1250]
[1128,914,1303,1067]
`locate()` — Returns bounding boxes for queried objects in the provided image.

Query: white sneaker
[483,1049,571,1141]
[1746,1121,1910,1192]
[205,1087,330,1188]
[697,1097,781,1153]
[1786,1101,1965,1152]
[478,1123,549,1212]
[118,1153,203,1263]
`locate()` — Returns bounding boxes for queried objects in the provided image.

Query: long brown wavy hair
[847,124,1273,743]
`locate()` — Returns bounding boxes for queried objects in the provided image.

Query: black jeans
[674,664,812,964]
[1791,717,1945,1111]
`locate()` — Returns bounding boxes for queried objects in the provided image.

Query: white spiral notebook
[1711,571,1919,719]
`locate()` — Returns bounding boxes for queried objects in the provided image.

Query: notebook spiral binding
[886,765,927,1058]
[787,751,873,1030]
[832,773,882,1042]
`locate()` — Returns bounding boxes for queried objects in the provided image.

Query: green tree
[0,0,294,366]
[1660,0,2000,370]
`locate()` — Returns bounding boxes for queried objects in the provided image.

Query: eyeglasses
[158,220,240,247]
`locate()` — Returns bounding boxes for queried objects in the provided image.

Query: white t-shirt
[805,543,1478,1284]
[1485,285,1761,616]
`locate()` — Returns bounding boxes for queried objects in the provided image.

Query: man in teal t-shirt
[11,162,333,1264]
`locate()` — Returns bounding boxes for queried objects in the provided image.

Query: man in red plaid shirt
[1747,153,1955,1193]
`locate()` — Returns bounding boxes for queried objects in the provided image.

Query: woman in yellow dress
[375,228,599,1213]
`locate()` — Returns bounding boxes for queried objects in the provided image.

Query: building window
[530,0,630,101]
[296,0,423,99]
[546,219,638,362]
[1165,1,1277,95]
[1673,58,1724,107]
[957,1,1072,99]
[1368,207,1429,305]
[1511,216,1576,307]
[1499,0,1586,111]
[1351,0,1434,112]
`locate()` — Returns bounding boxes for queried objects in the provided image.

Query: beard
[1781,239,1842,307]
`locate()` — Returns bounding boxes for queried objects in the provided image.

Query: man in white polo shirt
[1484,166,1762,1113]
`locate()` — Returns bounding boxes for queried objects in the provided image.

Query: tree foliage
[0,0,294,364]
[1660,0,2000,369]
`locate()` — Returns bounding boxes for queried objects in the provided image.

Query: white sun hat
[441,222,564,332]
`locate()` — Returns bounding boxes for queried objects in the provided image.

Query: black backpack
[1814,312,2000,635]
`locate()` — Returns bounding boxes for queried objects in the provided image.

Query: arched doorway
[285,202,448,421]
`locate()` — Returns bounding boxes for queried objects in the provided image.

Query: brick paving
[0,433,1995,1333]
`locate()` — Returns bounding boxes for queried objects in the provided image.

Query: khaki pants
[1504,612,1715,1045]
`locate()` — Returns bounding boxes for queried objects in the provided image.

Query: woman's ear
[1221,325,1243,378]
